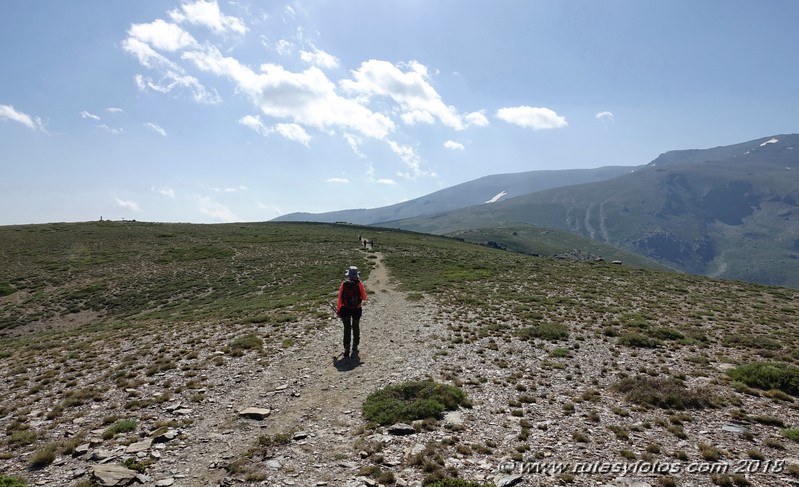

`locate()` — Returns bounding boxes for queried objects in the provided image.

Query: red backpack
[342,280,362,308]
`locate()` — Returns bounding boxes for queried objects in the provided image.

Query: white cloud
[153,186,176,198]
[596,111,614,123]
[123,37,180,70]
[300,46,339,69]
[344,133,365,158]
[238,114,270,136]
[115,197,141,212]
[198,196,237,222]
[326,177,350,184]
[208,185,247,193]
[341,60,464,130]
[0,104,46,131]
[107,107,124,113]
[169,0,247,35]
[465,111,489,127]
[144,122,168,137]
[444,140,465,151]
[98,124,124,135]
[256,202,283,216]
[274,39,293,56]
[376,178,397,185]
[275,122,310,145]
[496,106,567,130]
[128,19,199,52]
[183,46,395,139]
[80,110,101,121]
[134,72,221,104]
[388,139,430,179]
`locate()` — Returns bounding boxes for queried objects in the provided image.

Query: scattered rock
[387,423,416,436]
[92,464,138,486]
[443,410,464,427]
[153,428,179,443]
[155,479,175,487]
[125,437,152,454]
[606,478,652,487]
[293,431,309,440]
[495,475,523,487]
[238,407,272,420]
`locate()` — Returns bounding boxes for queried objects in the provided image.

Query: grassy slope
[1,221,799,484]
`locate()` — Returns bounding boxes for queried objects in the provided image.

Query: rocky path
[149,251,442,486]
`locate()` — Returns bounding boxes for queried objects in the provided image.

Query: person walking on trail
[337,266,367,358]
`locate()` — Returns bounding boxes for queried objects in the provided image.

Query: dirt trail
[152,251,438,485]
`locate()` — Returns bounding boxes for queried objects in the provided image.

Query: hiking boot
[352,348,359,356]
[343,350,350,358]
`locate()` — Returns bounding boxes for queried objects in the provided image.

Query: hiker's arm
[359,282,367,302]
[336,282,345,311]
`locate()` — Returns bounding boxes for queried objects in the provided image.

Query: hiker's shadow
[333,355,363,372]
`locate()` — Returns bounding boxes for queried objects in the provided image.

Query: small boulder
[238,407,271,420]
[92,464,138,486]
[387,423,416,436]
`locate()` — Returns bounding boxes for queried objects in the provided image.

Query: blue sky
[1,1,798,225]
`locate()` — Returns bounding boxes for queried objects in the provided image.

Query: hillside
[274,166,633,225]
[1,222,799,487]
[381,135,799,288]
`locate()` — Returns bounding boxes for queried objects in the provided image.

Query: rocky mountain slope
[1,222,799,487]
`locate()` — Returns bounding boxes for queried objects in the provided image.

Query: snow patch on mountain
[485,191,508,204]
[760,138,779,146]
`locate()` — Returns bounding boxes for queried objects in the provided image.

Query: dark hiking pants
[340,308,362,352]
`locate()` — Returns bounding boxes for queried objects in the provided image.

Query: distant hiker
[337,266,367,358]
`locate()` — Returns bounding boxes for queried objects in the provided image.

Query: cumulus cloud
[0,104,46,131]
[496,106,567,130]
[169,0,247,35]
[153,186,176,198]
[107,107,124,113]
[275,122,310,145]
[80,110,101,121]
[326,177,349,184]
[238,114,270,136]
[300,46,339,69]
[183,46,395,139]
[341,60,464,130]
[123,37,180,70]
[465,111,489,127]
[596,111,615,123]
[197,196,237,222]
[376,178,397,185]
[144,122,168,136]
[128,19,199,52]
[444,140,465,151]
[115,198,141,212]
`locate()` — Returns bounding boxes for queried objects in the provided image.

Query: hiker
[336,266,367,358]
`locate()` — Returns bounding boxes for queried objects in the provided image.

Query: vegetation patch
[230,333,264,353]
[0,476,27,487]
[613,376,716,409]
[517,322,569,341]
[363,380,468,426]
[618,332,661,348]
[726,362,799,396]
[0,282,15,297]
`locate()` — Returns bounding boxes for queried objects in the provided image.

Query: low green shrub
[618,332,661,348]
[726,362,799,396]
[614,376,716,409]
[363,380,468,426]
[230,334,263,352]
[517,322,569,341]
